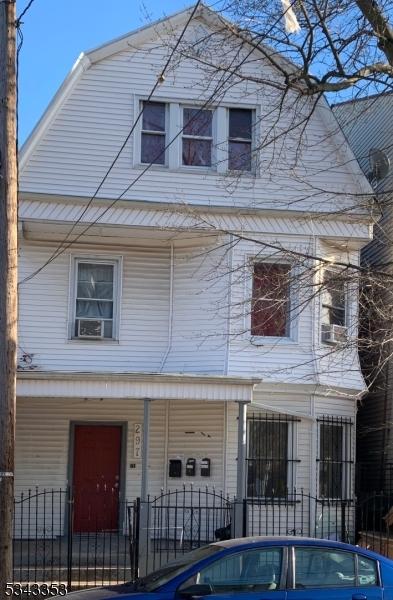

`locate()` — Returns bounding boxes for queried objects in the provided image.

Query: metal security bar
[246,413,300,499]
[317,416,354,500]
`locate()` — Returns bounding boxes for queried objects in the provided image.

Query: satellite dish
[369,148,391,181]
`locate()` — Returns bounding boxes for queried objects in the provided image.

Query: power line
[15,0,36,27]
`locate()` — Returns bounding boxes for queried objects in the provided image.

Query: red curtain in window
[251,263,290,336]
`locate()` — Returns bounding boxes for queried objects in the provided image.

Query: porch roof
[17,370,261,402]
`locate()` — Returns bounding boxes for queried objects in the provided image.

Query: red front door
[72,425,122,533]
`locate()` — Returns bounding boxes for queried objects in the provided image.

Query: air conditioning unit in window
[77,319,104,339]
[321,324,348,345]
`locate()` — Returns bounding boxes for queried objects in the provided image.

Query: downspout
[160,243,174,372]
[380,353,391,491]
[224,234,234,375]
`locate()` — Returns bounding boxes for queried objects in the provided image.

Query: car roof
[212,536,393,562]
[214,536,344,547]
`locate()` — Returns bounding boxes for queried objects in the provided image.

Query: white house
[16,4,373,541]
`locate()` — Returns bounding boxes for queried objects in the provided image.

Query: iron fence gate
[13,488,133,591]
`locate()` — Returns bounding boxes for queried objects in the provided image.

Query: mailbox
[186,458,196,477]
[169,459,182,478]
[200,458,211,477]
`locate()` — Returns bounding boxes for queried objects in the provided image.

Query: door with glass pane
[177,546,286,600]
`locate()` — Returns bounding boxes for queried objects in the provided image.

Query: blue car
[67,536,393,599]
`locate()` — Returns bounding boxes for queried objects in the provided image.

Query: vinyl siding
[18,241,227,374]
[15,397,225,499]
[20,21,368,215]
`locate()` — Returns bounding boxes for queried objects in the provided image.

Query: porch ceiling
[17,371,261,402]
[21,221,219,249]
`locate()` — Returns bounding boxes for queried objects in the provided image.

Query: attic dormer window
[228,108,252,171]
[141,101,166,165]
[182,107,213,167]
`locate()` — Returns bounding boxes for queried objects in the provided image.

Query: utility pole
[0,0,17,591]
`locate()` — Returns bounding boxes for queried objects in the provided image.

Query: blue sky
[18,0,193,145]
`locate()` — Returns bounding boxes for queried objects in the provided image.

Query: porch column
[141,398,151,501]
[237,400,248,501]
[233,401,248,538]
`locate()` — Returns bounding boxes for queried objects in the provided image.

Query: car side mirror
[179,583,213,598]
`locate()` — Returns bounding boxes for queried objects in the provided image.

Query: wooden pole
[0,0,17,590]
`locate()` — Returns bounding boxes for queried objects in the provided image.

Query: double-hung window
[71,259,120,340]
[137,100,255,172]
[141,101,166,165]
[321,270,347,343]
[247,413,298,498]
[251,263,291,337]
[228,108,253,171]
[321,270,346,327]
[182,107,213,167]
[317,416,353,499]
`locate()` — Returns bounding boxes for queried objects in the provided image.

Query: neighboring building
[17,4,372,537]
[334,94,393,494]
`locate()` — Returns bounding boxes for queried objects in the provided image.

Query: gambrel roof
[20,2,373,209]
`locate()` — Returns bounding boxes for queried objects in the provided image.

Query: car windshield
[137,544,222,591]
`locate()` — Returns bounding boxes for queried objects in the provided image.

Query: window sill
[133,162,168,171]
[132,163,256,177]
[250,336,298,346]
[67,338,120,345]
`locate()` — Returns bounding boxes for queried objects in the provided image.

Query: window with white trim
[247,413,299,498]
[141,101,167,165]
[317,416,353,499]
[228,108,253,171]
[71,259,120,340]
[136,100,255,172]
[182,107,213,167]
[251,262,291,337]
[321,270,346,327]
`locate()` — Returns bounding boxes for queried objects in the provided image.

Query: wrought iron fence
[135,487,354,577]
[14,486,393,589]
[13,488,133,591]
[356,492,393,558]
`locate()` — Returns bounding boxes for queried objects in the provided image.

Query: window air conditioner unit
[321,324,347,344]
[77,319,104,339]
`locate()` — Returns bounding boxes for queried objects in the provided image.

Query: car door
[286,546,383,600]
[176,545,287,600]
[355,553,383,600]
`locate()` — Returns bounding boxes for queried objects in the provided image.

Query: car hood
[67,584,145,599]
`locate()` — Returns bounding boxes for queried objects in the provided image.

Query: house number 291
[134,424,142,458]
